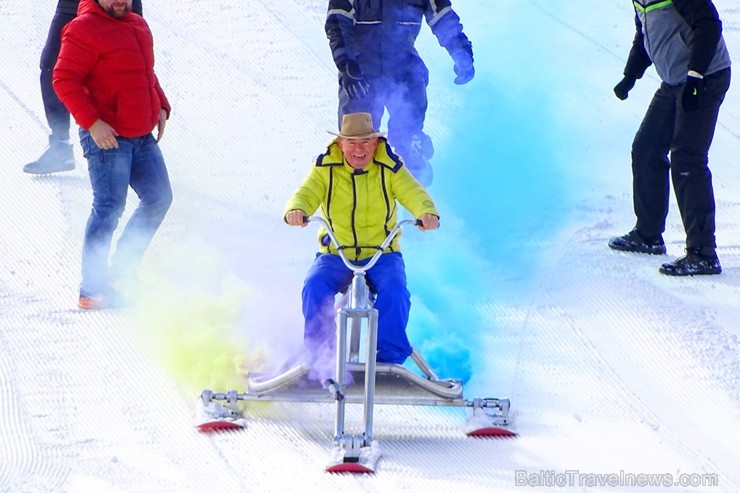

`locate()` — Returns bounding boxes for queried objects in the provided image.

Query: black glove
[339,60,369,100]
[681,75,703,113]
[613,76,636,100]
[450,37,474,85]
[453,58,475,85]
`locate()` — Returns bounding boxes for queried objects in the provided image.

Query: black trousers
[631,67,730,251]
[337,69,431,172]
[39,10,75,141]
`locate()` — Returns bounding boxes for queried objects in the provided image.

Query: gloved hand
[613,76,636,100]
[449,35,474,85]
[339,60,370,100]
[681,74,703,113]
[453,59,475,85]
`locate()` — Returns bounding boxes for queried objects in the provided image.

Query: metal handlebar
[305,216,418,272]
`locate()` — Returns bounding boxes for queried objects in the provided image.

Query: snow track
[2,1,740,491]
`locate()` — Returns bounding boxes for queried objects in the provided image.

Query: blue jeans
[302,252,412,364]
[78,130,172,296]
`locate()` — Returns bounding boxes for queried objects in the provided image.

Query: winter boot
[659,247,721,276]
[405,132,435,186]
[405,155,433,187]
[608,228,666,255]
[23,137,75,174]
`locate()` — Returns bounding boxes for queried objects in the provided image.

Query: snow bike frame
[310,215,415,453]
[198,215,515,466]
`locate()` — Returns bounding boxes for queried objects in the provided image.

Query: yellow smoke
[128,249,267,397]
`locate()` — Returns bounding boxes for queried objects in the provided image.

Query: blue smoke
[403,15,572,383]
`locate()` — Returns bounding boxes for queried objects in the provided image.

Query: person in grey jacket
[23,0,143,175]
[325,0,474,186]
[608,0,731,276]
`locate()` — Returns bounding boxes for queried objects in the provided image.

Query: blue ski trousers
[302,252,412,364]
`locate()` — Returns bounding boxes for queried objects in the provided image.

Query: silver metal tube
[334,310,349,441]
[349,316,362,363]
[363,308,379,444]
[350,274,367,310]
[410,349,440,381]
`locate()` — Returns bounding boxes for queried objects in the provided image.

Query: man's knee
[147,187,173,218]
[92,198,126,221]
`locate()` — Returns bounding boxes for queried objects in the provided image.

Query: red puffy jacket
[53,0,170,138]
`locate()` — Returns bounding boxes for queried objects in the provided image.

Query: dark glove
[453,59,475,85]
[448,35,474,85]
[339,60,370,100]
[681,75,703,113]
[613,76,636,100]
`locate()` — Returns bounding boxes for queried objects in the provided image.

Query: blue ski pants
[302,252,412,364]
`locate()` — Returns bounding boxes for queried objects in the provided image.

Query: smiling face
[338,137,378,170]
[98,0,133,18]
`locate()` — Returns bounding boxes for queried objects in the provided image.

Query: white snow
[1,0,739,491]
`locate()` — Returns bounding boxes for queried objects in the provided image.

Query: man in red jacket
[23,0,143,174]
[54,0,172,309]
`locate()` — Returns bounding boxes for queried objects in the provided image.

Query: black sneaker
[23,138,75,174]
[608,229,666,255]
[659,248,721,276]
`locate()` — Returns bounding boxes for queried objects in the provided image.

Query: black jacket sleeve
[429,6,472,64]
[673,0,723,75]
[325,0,355,71]
[623,13,652,80]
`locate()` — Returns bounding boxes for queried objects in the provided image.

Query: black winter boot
[404,133,434,187]
[608,228,666,255]
[659,248,721,276]
[23,137,74,174]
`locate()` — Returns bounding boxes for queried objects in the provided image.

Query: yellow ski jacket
[284,137,439,261]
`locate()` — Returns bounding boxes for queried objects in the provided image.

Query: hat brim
[327,130,387,139]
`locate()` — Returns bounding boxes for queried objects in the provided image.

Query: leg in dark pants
[337,74,388,132]
[671,68,730,253]
[40,11,75,141]
[631,83,675,239]
[24,10,76,174]
[386,71,433,185]
[337,72,433,185]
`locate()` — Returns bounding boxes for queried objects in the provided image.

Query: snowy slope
[1,0,739,491]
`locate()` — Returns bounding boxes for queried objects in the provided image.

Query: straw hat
[328,112,386,139]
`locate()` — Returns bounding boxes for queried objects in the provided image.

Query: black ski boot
[405,132,435,186]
